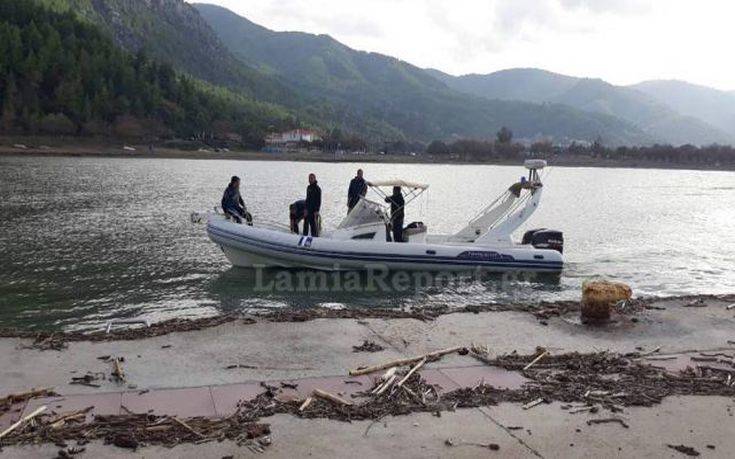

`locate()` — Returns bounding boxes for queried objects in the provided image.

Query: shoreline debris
[523,349,549,371]
[0,406,47,440]
[313,389,353,406]
[522,398,546,410]
[352,340,385,353]
[667,444,700,456]
[586,418,629,428]
[3,293,734,349]
[106,319,150,334]
[1,389,56,415]
[3,346,735,452]
[111,358,125,383]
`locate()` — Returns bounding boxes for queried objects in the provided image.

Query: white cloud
[196,0,735,90]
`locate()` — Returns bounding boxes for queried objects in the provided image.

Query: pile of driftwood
[1,407,271,452]
[232,345,735,424]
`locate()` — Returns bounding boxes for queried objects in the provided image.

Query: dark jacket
[221,184,244,212]
[347,177,367,209]
[385,193,405,222]
[290,199,306,218]
[305,182,321,214]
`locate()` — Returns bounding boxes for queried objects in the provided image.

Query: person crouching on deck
[221,176,252,225]
[303,173,321,237]
[289,199,306,234]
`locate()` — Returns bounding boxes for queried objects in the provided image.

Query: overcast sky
[199,0,734,91]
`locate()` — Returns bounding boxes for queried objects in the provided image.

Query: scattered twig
[523,350,550,371]
[586,418,629,428]
[639,347,661,357]
[667,444,700,456]
[522,398,546,410]
[298,397,313,412]
[111,358,125,382]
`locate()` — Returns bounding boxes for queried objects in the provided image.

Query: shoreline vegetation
[2,137,735,171]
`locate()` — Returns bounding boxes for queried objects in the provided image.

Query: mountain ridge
[430,67,733,146]
[631,79,735,140]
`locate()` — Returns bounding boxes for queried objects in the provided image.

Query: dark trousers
[225,207,252,225]
[392,219,404,243]
[290,216,302,234]
[303,213,319,237]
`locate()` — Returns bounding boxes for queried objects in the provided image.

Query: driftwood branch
[523,350,550,371]
[49,406,93,429]
[349,346,464,376]
[313,389,353,406]
[172,416,205,438]
[298,397,313,412]
[397,358,426,388]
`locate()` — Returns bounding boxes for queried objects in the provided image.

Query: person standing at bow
[303,173,321,237]
[221,176,252,225]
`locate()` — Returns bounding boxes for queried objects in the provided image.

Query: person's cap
[231,176,240,182]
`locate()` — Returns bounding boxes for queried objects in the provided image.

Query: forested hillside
[0,0,295,145]
[195,3,653,146]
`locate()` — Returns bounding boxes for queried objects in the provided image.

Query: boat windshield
[337,198,388,229]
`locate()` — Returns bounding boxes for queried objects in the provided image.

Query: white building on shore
[265,129,321,146]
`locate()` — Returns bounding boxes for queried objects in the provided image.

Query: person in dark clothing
[289,199,306,234]
[221,176,252,225]
[385,186,405,242]
[303,173,321,237]
[347,169,368,214]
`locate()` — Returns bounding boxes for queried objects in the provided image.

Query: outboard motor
[522,228,564,253]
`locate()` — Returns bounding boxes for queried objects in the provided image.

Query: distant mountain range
[631,80,735,139]
[9,0,735,147]
[428,68,735,145]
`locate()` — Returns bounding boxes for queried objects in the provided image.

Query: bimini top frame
[367,179,429,209]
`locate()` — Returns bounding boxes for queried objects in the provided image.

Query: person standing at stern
[385,186,405,242]
[347,168,368,214]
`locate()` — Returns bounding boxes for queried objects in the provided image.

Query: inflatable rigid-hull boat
[206,215,564,272]
[199,160,564,273]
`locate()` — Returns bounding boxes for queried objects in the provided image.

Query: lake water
[1,156,734,331]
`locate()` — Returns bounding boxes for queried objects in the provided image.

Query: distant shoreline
[1,139,733,172]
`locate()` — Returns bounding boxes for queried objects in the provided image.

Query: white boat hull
[207,216,563,273]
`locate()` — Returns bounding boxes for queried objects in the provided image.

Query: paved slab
[479,396,735,459]
[365,301,735,367]
[0,319,403,393]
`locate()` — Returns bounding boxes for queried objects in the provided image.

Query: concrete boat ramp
[1,294,734,458]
